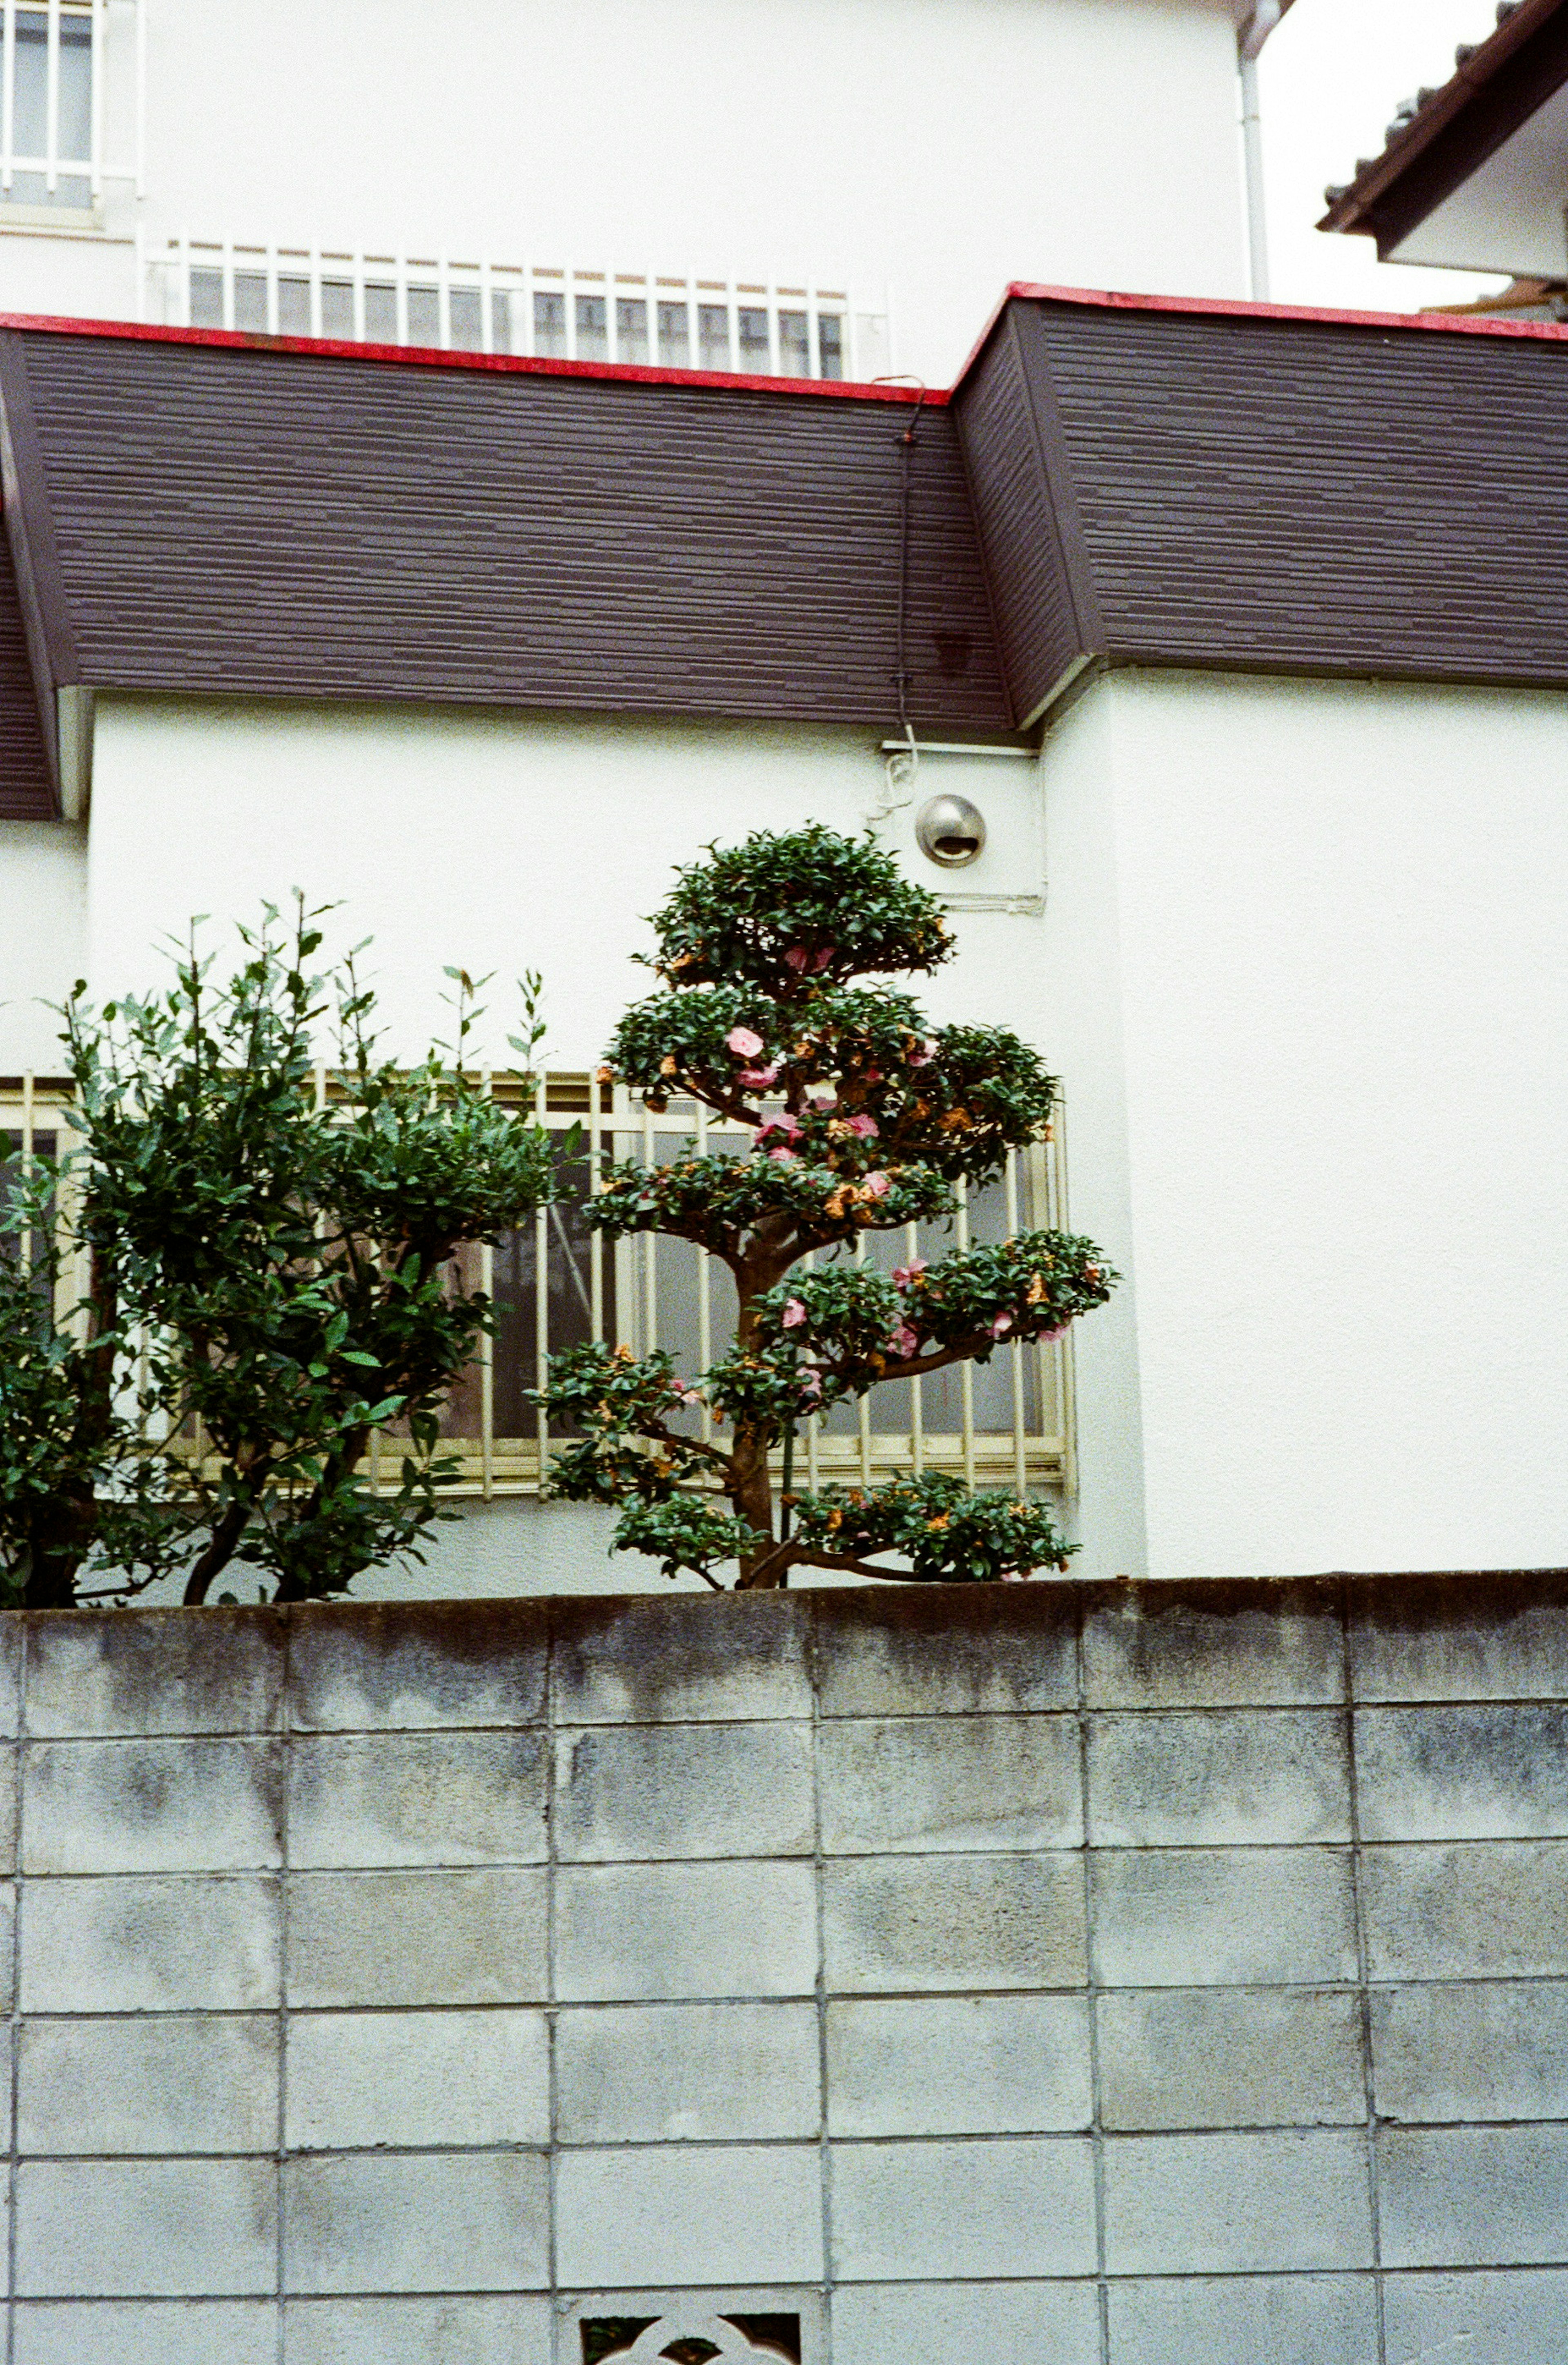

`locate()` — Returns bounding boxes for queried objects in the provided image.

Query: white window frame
[0,0,143,214]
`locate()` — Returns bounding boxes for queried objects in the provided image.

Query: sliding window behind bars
[2,1075,1076,1500]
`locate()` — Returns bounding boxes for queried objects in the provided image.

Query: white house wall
[0,820,87,1073]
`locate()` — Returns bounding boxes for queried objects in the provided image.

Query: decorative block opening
[583,2314,801,2363]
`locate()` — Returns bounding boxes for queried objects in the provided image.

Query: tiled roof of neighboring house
[1318,0,1568,256]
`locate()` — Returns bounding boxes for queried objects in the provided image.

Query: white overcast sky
[1258,0,1512,308]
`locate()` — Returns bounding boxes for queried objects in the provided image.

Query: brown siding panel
[0,516,53,819]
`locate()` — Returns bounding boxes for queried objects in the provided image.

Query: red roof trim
[0,309,943,406]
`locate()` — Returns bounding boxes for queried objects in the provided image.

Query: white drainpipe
[1240,1,1284,301]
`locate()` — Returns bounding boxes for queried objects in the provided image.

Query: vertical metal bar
[44,0,58,190]
[352,250,366,345]
[641,1098,656,1353]
[265,241,279,336]
[726,276,738,372]
[956,1173,975,1487]
[479,1071,494,1500]
[855,1231,871,1487]
[766,279,780,377]
[806,285,820,380]
[804,1246,820,1491]
[1053,1108,1078,1502]
[177,227,190,327]
[534,1074,550,1487]
[308,247,322,339]
[18,1069,33,1277]
[220,237,235,331]
[3,0,18,190]
[564,267,577,363]
[588,1073,604,1340]
[605,273,618,365]
[88,0,102,193]
[695,1100,711,1443]
[437,251,450,349]
[479,256,493,354]
[133,0,144,196]
[1004,1148,1027,1494]
[906,1218,924,1477]
[394,255,409,348]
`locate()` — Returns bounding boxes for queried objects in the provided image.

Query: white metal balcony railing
[3,1074,1077,1502]
[136,231,874,381]
[0,0,143,212]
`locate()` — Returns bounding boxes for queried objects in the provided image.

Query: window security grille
[138,232,871,381]
[0,0,142,212]
[2,1074,1076,1503]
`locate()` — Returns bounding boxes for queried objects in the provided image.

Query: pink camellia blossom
[859,1172,891,1200]
[737,1062,780,1089]
[767,1146,798,1165]
[784,947,810,974]
[813,947,834,972]
[863,1066,882,1085]
[798,1369,824,1404]
[726,1026,764,1059]
[1036,1323,1069,1346]
[887,1324,919,1359]
[755,1114,801,1147]
[781,1299,807,1329]
[846,1113,879,1139]
[811,1092,837,1114]
[1000,1569,1033,1583]
[907,1038,938,1068]
[991,1313,1013,1339]
[893,1259,928,1289]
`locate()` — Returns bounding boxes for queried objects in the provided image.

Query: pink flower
[859,1171,891,1200]
[726,1026,764,1059]
[797,1369,823,1404]
[1000,1569,1032,1583]
[811,1092,837,1114]
[991,1313,1013,1339]
[1036,1322,1069,1346]
[863,1066,882,1085]
[893,1259,928,1289]
[755,1114,801,1147]
[784,947,810,974]
[781,1299,807,1329]
[846,1113,878,1139]
[738,1062,779,1088]
[767,1146,797,1165]
[887,1324,919,1358]
[814,946,834,972]
[907,1038,937,1068]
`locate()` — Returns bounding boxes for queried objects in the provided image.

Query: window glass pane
[738,306,770,372]
[533,290,566,358]
[363,282,396,343]
[13,16,46,156]
[189,268,224,330]
[234,272,267,334]
[277,276,311,336]
[58,15,91,161]
[657,301,690,369]
[406,284,438,345]
[2,1130,56,1324]
[575,294,607,362]
[488,1139,615,1438]
[778,311,810,379]
[616,298,648,366]
[697,303,730,371]
[818,313,845,380]
[449,287,482,351]
[320,280,354,339]
[490,289,513,354]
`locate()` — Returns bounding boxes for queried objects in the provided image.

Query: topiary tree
[540,825,1115,1588]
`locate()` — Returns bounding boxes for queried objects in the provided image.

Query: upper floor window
[0,0,142,220]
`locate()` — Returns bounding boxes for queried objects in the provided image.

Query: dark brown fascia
[1318,0,1568,259]
[0,330,80,811]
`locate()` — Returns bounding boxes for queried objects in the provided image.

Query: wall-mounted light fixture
[915,791,986,867]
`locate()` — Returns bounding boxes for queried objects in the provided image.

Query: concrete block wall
[1,1575,1567,2363]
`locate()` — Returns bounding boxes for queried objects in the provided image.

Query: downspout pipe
[1239,1,1283,301]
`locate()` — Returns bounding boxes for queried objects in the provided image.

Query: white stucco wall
[0,0,1250,383]
[0,820,87,1073]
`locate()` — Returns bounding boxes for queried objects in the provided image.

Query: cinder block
[1088,1712,1350,1848]
[813,1587,1077,1717]
[23,1738,282,1872]
[553,1722,814,1862]
[285,2008,549,2149]
[825,1995,1091,2135]
[283,2152,548,2294]
[1379,2124,1568,2267]
[14,2301,277,2365]
[1090,1848,1358,1988]
[25,1609,283,1736]
[818,1714,1081,1854]
[19,2015,276,2154]
[555,1860,818,2001]
[16,2157,276,2296]
[555,2144,822,2286]
[829,2280,1098,2365]
[284,2295,553,2365]
[823,1852,1087,1993]
[1355,1706,1568,1841]
[831,2135,1096,2279]
[287,1732,546,1868]
[1382,2268,1568,2365]
[1105,2274,1379,2365]
[1083,1581,1343,1709]
[1351,1572,1568,1703]
[20,1873,280,2011]
[287,1600,547,1731]
[1372,1980,1568,2124]
[1102,2131,1374,2274]
[554,1592,811,1724]
[555,2001,820,2142]
[286,1869,548,2006]
[1097,1988,1365,2131]
[0,1615,22,1735]
[1361,1841,1568,1979]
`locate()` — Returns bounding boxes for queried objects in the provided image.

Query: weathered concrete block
[553,1721,814,1861]
[1381,2267,1568,2365]
[555,2144,822,2285]
[287,1733,546,1868]
[1083,1582,1343,1709]
[1378,2124,1568,2267]
[1104,2274,1379,2365]
[20,1872,279,2012]
[1089,1847,1359,1987]
[555,2001,820,2142]
[13,2300,277,2365]
[818,1714,1081,1854]
[285,1869,548,2007]
[1361,1840,1568,1979]
[288,1600,547,1731]
[22,1738,281,1873]
[555,1860,818,2000]
[1372,1979,1568,2123]
[1355,1706,1568,1841]
[814,1586,1077,1717]
[0,1618,22,1737]
[554,1593,811,1724]
[829,2279,1099,2365]
[830,2135,1096,2279]
[1097,1986,1365,2131]
[283,2152,548,2294]
[16,2158,274,2295]
[825,1995,1091,2135]
[285,2008,549,2149]
[284,2295,552,2365]
[1102,2131,1374,2274]
[1088,1712,1351,1848]
[18,2015,275,2155]
[1351,1573,1568,1703]
[822,1852,1087,1993]
[25,1609,282,1737]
